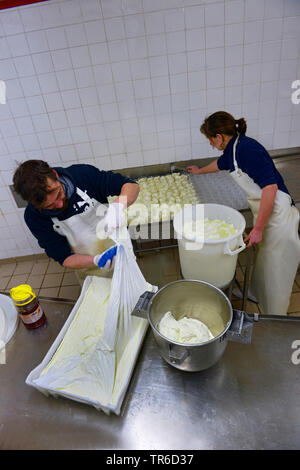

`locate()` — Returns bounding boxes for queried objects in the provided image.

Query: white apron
[52,187,114,283]
[230,134,300,315]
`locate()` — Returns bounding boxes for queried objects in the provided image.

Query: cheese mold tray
[109,173,199,241]
[108,170,248,241]
[109,173,199,225]
[25,276,149,415]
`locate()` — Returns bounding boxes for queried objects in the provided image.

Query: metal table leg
[227,276,233,302]
[233,246,256,309]
[242,246,255,311]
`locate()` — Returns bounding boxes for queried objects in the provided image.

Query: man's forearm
[63,254,94,270]
[114,182,140,208]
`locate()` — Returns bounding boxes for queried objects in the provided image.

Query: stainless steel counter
[1,299,300,450]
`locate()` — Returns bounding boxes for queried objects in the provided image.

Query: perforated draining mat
[189,171,249,211]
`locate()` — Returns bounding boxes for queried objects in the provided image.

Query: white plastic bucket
[173,204,246,288]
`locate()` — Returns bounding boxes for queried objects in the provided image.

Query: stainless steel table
[1,299,300,450]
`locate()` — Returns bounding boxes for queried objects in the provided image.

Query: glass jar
[10,284,46,330]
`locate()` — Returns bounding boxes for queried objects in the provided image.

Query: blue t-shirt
[217,133,291,198]
[24,164,136,265]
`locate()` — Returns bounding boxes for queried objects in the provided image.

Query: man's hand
[104,202,126,233]
[93,245,118,271]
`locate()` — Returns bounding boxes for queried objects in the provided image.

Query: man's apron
[230,135,300,315]
[51,187,114,284]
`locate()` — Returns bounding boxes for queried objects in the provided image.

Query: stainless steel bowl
[133,279,253,372]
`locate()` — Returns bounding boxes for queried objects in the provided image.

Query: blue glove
[93,245,118,271]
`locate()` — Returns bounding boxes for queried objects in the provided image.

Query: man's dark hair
[13,159,57,208]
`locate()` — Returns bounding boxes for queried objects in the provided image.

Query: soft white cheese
[183,218,237,241]
[158,311,214,344]
[37,277,148,406]
[109,173,199,224]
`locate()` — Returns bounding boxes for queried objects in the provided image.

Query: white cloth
[230,134,300,315]
[52,187,114,282]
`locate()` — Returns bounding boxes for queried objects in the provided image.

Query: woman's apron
[230,135,300,315]
[51,187,114,285]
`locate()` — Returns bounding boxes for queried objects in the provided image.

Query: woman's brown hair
[13,159,57,208]
[200,111,247,138]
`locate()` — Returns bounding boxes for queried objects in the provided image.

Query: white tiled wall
[0,0,300,259]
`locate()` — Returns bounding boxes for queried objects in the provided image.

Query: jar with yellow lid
[10,284,46,329]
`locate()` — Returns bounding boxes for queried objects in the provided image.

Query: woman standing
[187,111,300,315]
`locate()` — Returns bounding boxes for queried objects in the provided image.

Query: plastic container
[0,294,19,346]
[10,284,46,329]
[173,204,246,288]
[26,276,149,415]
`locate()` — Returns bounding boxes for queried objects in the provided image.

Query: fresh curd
[158,311,214,344]
[108,173,198,224]
[183,218,237,241]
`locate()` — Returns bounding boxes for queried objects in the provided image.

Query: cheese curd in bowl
[158,311,214,345]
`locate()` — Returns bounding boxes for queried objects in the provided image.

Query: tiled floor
[234,250,300,317]
[0,246,299,315]
[0,256,81,300]
[135,246,300,316]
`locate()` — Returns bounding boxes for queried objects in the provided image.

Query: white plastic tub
[173,204,246,288]
[26,276,149,415]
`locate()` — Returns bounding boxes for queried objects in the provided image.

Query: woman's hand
[244,227,263,248]
[186,160,219,175]
[186,165,200,174]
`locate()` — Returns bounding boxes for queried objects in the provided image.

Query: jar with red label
[10,284,46,329]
